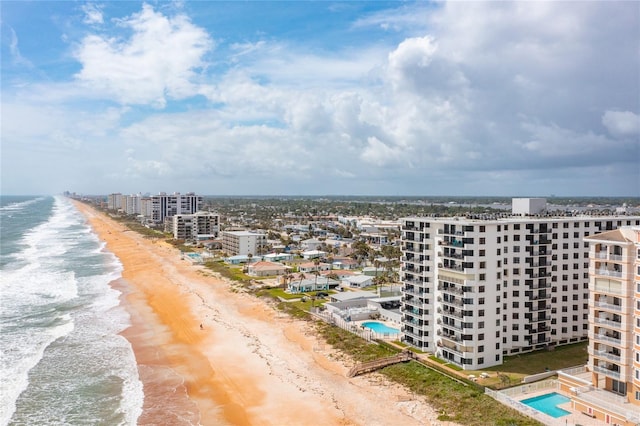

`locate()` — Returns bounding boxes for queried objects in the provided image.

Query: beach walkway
[347,350,416,377]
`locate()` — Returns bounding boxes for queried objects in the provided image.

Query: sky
[1,1,639,197]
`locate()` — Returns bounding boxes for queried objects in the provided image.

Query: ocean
[0,195,143,425]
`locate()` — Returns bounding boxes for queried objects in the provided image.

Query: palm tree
[298,272,306,293]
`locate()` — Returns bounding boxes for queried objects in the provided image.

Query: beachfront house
[287,276,339,294]
[246,261,288,277]
[263,252,294,263]
[341,275,373,289]
[301,250,326,260]
[298,261,331,273]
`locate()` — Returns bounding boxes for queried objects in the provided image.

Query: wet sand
[74,201,449,426]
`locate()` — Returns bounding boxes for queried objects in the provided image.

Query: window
[478,345,484,353]
[480,238,486,245]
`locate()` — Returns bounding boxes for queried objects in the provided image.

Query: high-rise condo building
[151,192,203,224]
[400,198,640,370]
[173,211,220,241]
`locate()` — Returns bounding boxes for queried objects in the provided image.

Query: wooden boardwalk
[347,350,416,378]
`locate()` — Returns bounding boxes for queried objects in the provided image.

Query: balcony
[593,332,622,345]
[527,282,552,290]
[593,365,621,380]
[595,300,623,312]
[403,286,427,297]
[591,349,622,363]
[437,285,464,296]
[530,250,552,256]
[530,326,551,334]
[594,317,622,329]
[442,252,465,260]
[437,306,463,319]
[402,328,424,340]
[528,304,549,312]
[527,337,551,345]
[440,239,465,248]
[440,263,467,273]
[531,293,551,301]
[596,268,623,278]
[402,295,421,305]
[528,315,551,323]
[438,296,464,307]
[440,332,462,343]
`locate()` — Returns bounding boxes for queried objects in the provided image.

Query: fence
[485,382,559,425]
[314,310,402,341]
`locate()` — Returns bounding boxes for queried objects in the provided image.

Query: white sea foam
[0,317,75,425]
[0,197,45,212]
[0,196,142,425]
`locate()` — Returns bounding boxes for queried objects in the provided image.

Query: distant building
[512,197,547,216]
[222,230,267,256]
[107,193,122,210]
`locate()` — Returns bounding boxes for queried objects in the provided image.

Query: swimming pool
[521,392,570,418]
[362,321,400,335]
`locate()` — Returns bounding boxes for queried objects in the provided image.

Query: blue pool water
[362,321,399,335]
[521,392,570,418]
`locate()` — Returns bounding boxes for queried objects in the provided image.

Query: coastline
[74,201,449,426]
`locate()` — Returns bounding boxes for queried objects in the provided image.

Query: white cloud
[73,4,213,107]
[8,28,32,67]
[82,3,104,25]
[602,110,640,138]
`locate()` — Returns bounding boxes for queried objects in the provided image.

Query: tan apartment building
[559,226,640,425]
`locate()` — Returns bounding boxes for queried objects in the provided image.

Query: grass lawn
[314,322,540,426]
[484,341,589,375]
[203,261,252,283]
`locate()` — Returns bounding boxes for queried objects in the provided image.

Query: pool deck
[515,389,607,426]
[354,319,401,339]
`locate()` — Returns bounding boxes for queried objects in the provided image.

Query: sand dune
[74,201,451,426]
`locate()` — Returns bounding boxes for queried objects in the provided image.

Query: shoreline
[74,201,449,426]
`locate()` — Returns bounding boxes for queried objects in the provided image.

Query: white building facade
[173,212,220,241]
[222,231,267,256]
[151,192,203,224]
[400,212,640,370]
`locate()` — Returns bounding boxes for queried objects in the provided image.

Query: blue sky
[1,1,639,196]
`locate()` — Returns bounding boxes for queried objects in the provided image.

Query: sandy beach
[74,201,450,426]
